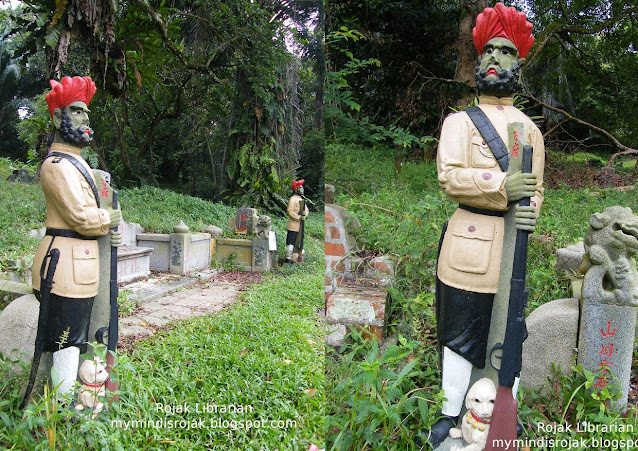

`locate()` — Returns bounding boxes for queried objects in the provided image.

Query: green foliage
[325,26,435,154]
[117,290,136,317]
[519,364,638,449]
[0,158,45,268]
[226,144,288,214]
[327,1,464,139]
[4,0,323,209]
[326,332,442,450]
[0,344,125,450]
[565,151,608,167]
[16,94,50,161]
[118,185,237,234]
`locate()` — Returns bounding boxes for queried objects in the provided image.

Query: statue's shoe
[414,415,458,449]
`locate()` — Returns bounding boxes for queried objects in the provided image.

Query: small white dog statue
[449,377,496,451]
[75,357,109,414]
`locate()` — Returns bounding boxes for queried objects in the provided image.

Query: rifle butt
[104,351,119,403]
[485,385,517,451]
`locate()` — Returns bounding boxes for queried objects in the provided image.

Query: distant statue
[421,3,545,447]
[581,206,638,307]
[22,76,122,406]
[285,179,309,263]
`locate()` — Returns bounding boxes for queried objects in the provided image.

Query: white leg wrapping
[441,347,473,417]
[513,376,520,399]
[286,244,294,260]
[52,346,80,396]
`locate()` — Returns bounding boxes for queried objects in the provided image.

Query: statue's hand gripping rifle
[485,145,534,451]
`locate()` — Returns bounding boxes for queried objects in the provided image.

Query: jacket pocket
[447,219,494,274]
[470,136,497,168]
[72,245,99,285]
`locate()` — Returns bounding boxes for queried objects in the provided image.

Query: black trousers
[286,230,303,249]
[35,290,94,353]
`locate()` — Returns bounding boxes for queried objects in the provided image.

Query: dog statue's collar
[83,382,105,389]
[470,410,491,425]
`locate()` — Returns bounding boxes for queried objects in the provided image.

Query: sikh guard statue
[21,76,122,406]
[285,179,309,263]
[422,3,545,447]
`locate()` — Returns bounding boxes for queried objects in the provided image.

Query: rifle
[21,248,60,409]
[294,198,306,263]
[485,145,533,450]
[96,190,119,402]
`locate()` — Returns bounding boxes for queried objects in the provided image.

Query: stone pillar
[576,206,638,412]
[578,305,636,411]
[170,220,190,275]
[251,238,270,272]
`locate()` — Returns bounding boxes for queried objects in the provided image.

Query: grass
[325,142,638,450]
[0,159,46,268]
[0,237,325,450]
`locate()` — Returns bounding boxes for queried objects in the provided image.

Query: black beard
[475,60,521,97]
[59,109,93,146]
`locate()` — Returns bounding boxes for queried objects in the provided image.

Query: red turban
[473,2,534,59]
[45,76,97,118]
[292,179,305,191]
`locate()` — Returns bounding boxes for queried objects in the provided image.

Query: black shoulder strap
[47,151,101,208]
[465,106,509,172]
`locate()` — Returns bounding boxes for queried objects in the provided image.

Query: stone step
[122,268,220,306]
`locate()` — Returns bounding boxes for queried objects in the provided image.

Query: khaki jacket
[286,194,309,232]
[437,96,545,293]
[32,143,111,298]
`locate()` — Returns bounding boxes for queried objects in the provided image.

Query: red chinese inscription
[512,131,519,157]
[238,211,248,231]
[599,343,614,358]
[594,321,616,391]
[100,179,108,198]
[600,321,616,337]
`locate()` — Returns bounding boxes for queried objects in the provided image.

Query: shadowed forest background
[0,0,324,211]
[327,0,638,184]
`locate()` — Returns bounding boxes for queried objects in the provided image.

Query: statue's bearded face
[475,37,521,97]
[296,186,304,196]
[59,101,93,146]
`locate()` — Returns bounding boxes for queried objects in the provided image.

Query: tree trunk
[314,1,325,130]
[454,0,487,106]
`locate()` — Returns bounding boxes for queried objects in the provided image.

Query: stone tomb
[216,208,276,272]
[136,221,212,275]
